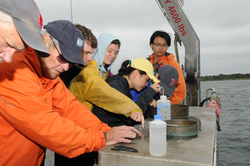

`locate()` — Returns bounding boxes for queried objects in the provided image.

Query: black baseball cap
[43,20,85,66]
[0,0,49,55]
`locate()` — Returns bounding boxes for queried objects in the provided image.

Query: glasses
[153,43,168,48]
[49,36,74,67]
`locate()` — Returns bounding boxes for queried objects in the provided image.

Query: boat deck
[99,106,217,166]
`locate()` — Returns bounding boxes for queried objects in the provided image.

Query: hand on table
[105,126,141,145]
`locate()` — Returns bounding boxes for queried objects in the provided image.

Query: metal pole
[70,0,73,22]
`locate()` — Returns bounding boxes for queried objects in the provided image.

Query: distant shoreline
[201,78,250,81]
[200,73,250,81]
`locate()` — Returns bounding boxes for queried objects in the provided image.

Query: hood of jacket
[92,33,119,77]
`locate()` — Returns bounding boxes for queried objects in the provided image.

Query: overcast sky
[35,0,250,76]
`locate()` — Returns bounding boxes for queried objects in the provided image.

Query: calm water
[201,80,250,166]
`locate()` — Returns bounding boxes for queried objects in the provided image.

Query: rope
[210,92,222,108]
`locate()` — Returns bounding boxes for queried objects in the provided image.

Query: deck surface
[99,107,216,166]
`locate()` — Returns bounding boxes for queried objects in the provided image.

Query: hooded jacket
[0,47,110,166]
[92,33,118,78]
[69,60,142,116]
[148,52,186,104]
[92,75,156,127]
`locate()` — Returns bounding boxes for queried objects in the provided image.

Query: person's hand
[150,82,161,93]
[149,99,157,107]
[130,111,145,128]
[105,126,142,145]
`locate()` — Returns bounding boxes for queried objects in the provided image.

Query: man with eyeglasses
[0,0,49,64]
[147,30,186,104]
[0,20,141,166]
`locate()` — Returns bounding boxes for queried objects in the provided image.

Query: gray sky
[35,0,250,76]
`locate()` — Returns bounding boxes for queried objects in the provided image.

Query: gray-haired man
[0,0,49,63]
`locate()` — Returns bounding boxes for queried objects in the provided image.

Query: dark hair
[149,30,171,47]
[75,24,98,49]
[110,39,121,48]
[118,60,147,76]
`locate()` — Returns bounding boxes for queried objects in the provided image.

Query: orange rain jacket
[0,47,111,166]
[148,53,186,104]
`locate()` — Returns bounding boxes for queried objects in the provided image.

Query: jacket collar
[24,47,43,78]
[148,52,174,73]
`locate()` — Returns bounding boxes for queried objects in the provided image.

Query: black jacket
[92,75,156,127]
[59,65,82,88]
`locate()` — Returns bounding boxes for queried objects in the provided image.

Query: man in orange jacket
[0,20,141,166]
[147,30,186,104]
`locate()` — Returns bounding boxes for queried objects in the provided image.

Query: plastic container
[157,94,171,121]
[149,114,167,156]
